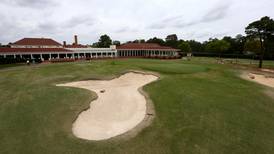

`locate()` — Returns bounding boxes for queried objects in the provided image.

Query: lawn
[0,58,274,154]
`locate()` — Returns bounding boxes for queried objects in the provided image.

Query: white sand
[245,73,274,88]
[57,72,158,141]
[261,69,274,73]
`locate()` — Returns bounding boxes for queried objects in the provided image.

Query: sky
[0,0,274,45]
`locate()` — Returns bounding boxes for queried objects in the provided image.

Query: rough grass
[0,58,274,154]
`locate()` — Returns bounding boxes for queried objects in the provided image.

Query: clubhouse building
[0,36,179,62]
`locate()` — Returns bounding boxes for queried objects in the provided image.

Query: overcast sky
[0,0,273,44]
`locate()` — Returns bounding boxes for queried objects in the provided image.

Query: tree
[186,40,204,52]
[165,39,179,49]
[92,42,99,47]
[245,16,274,68]
[244,39,261,54]
[146,37,165,45]
[113,40,121,46]
[235,34,246,54]
[205,39,230,57]
[178,41,191,53]
[222,36,236,53]
[97,34,112,48]
[132,39,145,43]
[165,34,179,49]
[140,39,145,43]
[265,33,274,58]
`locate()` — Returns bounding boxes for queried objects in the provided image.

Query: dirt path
[57,72,159,141]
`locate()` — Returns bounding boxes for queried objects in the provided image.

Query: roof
[0,47,72,53]
[117,43,179,51]
[12,38,62,46]
[64,44,88,48]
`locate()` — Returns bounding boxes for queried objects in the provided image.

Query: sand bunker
[244,73,274,88]
[57,72,158,141]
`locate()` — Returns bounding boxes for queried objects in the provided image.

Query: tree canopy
[178,41,191,53]
[146,37,165,45]
[97,34,112,48]
[113,40,121,46]
[244,39,261,54]
[245,16,274,68]
[205,39,230,54]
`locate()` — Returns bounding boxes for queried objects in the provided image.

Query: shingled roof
[117,43,179,51]
[12,38,62,46]
[0,48,72,53]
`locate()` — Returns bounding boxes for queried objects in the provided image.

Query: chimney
[63,41,67,46]
[74,35,78,45]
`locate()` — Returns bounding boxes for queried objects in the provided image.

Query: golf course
[1,58,274,154]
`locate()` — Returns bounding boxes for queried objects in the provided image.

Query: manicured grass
[0,63,24,69]
[191,57,274,69]
[0,58,274,154]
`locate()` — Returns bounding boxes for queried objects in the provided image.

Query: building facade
[0,36,180,62]
[117,43,179,58]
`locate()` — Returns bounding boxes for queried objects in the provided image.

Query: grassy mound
[0,58,274,154]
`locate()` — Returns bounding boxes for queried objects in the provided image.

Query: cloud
[36,22,58,34]
[2,0,58,8]
[31,15,97,35]
[115,27,131,33]
[0,0,274,44]
[148,1,232,29]
[148,15,184,29]
[63,16,97,28]
[200,1,231,23]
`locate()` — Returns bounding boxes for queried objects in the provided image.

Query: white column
[3,54,6,58]
[57,54,60,59]
[31,54,34,59]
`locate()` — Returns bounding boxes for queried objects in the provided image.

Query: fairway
[1,58,274,154]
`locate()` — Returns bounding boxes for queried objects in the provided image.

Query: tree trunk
[259,35,264,68]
